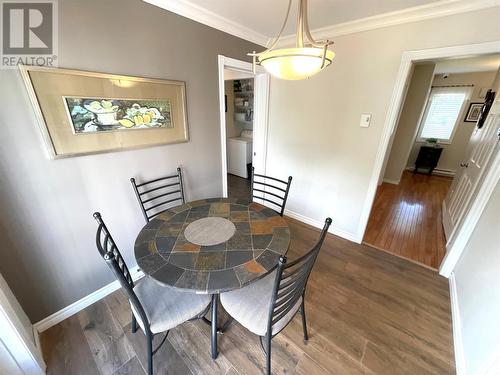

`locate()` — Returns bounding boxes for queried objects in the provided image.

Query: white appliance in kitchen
[227,130,252,178]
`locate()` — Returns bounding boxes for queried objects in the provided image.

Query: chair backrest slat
[251,167,292,217]
[253,182,288,194]
[139,182,180,196]
[93,212,150,332]
[271,287,306,325]
[266,217,332,336]
[141,190,181,204]
[252,188,286,200]
[253,173,289,185]
[135,174,178,187]
[276,269,309,296]
[143,198,179,213]
[131,167,185,222]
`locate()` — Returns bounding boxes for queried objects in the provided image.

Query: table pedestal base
[202,294,234,359]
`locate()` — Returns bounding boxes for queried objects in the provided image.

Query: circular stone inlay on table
[184,217,236,246]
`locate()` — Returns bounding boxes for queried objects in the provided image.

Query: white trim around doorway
[356,40,500,278]
[217,55,270,197]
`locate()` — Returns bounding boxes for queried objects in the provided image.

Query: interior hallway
[364,171,452,269]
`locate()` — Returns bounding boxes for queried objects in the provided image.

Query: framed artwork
[19,66,189,158]
[464,102,483,123]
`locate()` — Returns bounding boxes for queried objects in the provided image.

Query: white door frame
[217,55,270,197]
[357,40,500,277]
[0,273,45,375]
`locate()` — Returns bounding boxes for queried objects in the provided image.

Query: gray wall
[383,63,435,183]
[454,180,500,374]
[0,0,259,322]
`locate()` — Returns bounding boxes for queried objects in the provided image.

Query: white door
[443,71,500,241]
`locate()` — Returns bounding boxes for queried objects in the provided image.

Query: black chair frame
[251,167,292,216]
[131,167,185,222]
[93,212,209,375]
[262,217,332,374]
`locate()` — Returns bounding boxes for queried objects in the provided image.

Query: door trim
[217,55,270,197]
[356,40,500,277]
[0,273,45,374]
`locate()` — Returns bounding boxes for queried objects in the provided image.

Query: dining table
[134,197,291,359]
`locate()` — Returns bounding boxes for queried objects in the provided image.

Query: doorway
[217,56,270,200]
[361,47,500,273]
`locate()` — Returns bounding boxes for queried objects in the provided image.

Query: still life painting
[64,97,173,134]
[19,65,189,159]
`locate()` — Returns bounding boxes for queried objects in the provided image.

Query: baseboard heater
[406,166,456,177]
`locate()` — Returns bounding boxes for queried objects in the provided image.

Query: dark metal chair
[131,167,185,222]
[93,212,210,375]
[220,217,331,374]
[251,167,292,216]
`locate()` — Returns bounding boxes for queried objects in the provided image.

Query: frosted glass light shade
[258,47,335,80]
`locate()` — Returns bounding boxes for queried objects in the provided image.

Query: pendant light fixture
[249,0,335,80]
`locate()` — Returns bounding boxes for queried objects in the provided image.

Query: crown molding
[279,0,500,45]
[142,0,269,46]
[143,0,500,48]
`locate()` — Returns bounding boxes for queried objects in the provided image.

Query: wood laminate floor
[363,171,452,269]
[40,218,454,374]
[227,174,251,201]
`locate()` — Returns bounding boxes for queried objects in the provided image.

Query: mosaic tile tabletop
[134,198,290,294]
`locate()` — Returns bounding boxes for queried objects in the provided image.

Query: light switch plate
[360,113,371,128]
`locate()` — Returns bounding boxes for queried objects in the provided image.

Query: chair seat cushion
[131,276,211,334]
[220,271,301,336]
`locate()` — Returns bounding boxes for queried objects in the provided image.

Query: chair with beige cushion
[93,212,210,375]
[220,217,332,374]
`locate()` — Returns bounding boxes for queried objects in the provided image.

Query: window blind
[418,86,472,141]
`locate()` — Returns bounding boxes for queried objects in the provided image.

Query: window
[417,86,472,142]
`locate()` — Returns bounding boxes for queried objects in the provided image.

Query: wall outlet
[360,113,371,128]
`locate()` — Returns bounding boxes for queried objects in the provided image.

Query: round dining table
[134,197,291,359]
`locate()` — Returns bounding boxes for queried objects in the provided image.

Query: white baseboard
[33,267,144,342]
[449,272,466,375]
[283,208,361,243]
[383,178,400,185]
[31,206,359,344]
[406,166,456,177]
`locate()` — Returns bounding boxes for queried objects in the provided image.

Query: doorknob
[460,162,469,168]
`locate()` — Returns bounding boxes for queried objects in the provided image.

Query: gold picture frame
[19,65,189,159]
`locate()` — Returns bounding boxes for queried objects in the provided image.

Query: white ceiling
[183,0,440,36]
[434,54,500,74]
[144,0,500,46]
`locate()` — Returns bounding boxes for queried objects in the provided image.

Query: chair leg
[211,294,218,360]
[265,334,272,375]
[146,331,153,375]
[301,299,309,342]
[132,314,138,334]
